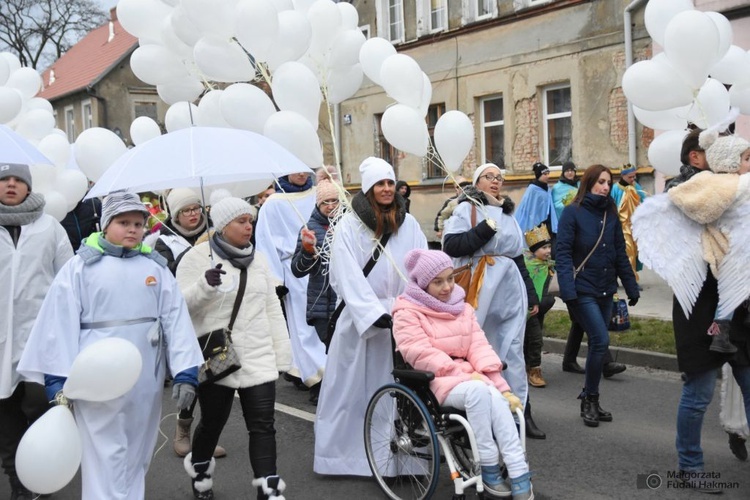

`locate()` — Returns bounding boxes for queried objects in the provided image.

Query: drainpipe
[624,0,648,166]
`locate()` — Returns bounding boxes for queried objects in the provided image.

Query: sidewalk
[547,267,680,371]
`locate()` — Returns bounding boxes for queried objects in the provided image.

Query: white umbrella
[0,124,53,165]
[86,127,312,198]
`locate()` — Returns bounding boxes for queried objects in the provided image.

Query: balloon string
[153,412,179,460]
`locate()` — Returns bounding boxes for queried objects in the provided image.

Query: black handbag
[197,267,247,386]
[324,232,391,352]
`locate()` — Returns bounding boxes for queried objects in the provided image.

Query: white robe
[443,202,529,406]
[1,214,72,399]
[254,189,326,386]
[314,212,427,476]
[18,252,203,500]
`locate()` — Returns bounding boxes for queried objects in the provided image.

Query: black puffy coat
[291,206,337,323]
[61,198,101,251]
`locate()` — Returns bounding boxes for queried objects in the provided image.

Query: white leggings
[443,380,528,478]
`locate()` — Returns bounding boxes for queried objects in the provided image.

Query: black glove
[204,264,226,287]
[275,285,289,299]
[373,314,393,329]
[628,297,639,307]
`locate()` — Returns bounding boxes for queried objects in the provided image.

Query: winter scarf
[0,192,45,226]
[210,232,255,269]
[350,191,406,234]
[276,175,313,194]
[524,251,555,302]
[531,180,549,191]
[171,215,207,240]
[558,176,578,187]
[402,281,466,316]
[457,185,515,214]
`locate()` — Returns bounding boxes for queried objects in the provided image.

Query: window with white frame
[417,0,447,35]
[81,100,93,130]
[360,24,371,39]
[133,99,158,122]
[513,0,555,12]
[377,0,405,43]
[542,84,572,167]
[462,0,497,24]
[65,106,76,142]
[480,96,505,167]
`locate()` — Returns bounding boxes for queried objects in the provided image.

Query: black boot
[602,362,627,378]
[578,391,600,427]
[8,474,34,500]
[253,475,287,500]
[728,432,748,461]
[524,400,546,439]
[184,454,215,500]
[708,320,738,354]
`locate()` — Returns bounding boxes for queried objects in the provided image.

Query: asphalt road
[2,352,748,499]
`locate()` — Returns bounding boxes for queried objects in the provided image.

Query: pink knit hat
[404,249,454,289]
[316,180,339,207]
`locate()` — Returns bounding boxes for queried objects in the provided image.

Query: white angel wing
[716,187,750,317]
[632,193,706,316]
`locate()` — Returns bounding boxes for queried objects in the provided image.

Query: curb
[543,337,679,372]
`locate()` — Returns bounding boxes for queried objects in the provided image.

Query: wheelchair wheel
[364,383,440,500]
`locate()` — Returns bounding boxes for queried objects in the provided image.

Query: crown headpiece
[525,223,551,252]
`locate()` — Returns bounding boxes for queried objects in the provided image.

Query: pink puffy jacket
[392,296,511,404]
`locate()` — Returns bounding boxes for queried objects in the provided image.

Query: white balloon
[57,169,89,211]
[709,45,749,85]
[235,0,279,62]
[663,11,720,89]
[292,0,316,13]
[16,406,82,495]
[648,129,688,177]
[0,52,21,75]
[622,57,694,111]
[687,78,730,129]
[417,72,432,117]
[165,101,200,132]
[63,338,143,402]
[193,36,256,83]
[271,0,293,11]
[272,62,322,129]
[307,0,342,59]
[381,104,429,157]
[169,5,203,47]
[729,81,750,115]
[42,190,69,221]
[266,11,312,70]
[338,2,359,30]
[326,64,363,104]
[157,77,205,105]
[705,12,733,63]
[263,110,323,168]
[359,37,396,85]
[435,111,474,172]
[117,0,174,41]
[327,29,367,69]
[38,134,71,168]
[219,83,277,133]
[74,127,128,181]
[633,104,690,131]
[0,87,23,123]
[0,55,9,85]
[380,54,424,108]
[160,14,195,60]
[29,164,58,193]
[130,116,162,145]
[5,68,42,100]
[181,0,239,38]
[14,109,55,141]
[644,0,694,48]
[197,90,230,128]
[131,44,189,86]
[23,97,54,114]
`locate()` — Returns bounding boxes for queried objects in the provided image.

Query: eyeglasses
[179,206,202,216]
[480,174,504,182]
[320,199,339,206]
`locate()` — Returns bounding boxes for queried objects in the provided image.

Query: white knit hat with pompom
[699,107,750,174]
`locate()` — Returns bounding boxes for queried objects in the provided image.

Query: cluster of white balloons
[16,338,142,495]
[622,0,750,177]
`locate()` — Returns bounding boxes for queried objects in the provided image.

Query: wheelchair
[364,349,525,500]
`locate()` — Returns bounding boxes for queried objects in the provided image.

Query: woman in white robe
[18,192,203,500]
[314,158,427,476]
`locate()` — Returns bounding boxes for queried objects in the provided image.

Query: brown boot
[527,366,546,388]
[174,417,193,457]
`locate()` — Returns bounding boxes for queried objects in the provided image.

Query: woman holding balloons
[18,191,204,500]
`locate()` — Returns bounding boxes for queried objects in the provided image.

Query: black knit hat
[532,162,550,179]
[561,161,576,174]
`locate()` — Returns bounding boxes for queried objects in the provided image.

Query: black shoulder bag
[197,267,247,386]
[324,232,392,352]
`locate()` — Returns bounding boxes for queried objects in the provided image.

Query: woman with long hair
[314,157,427,476]
[556,164,639,427]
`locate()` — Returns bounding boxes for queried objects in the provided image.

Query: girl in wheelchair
[392,248,534,499]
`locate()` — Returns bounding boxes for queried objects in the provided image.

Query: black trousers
[524,294,555,367]
[192,381,277,479]
[0,382,48,478]
[562,304,614,365]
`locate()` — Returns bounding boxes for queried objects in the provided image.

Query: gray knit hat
[101,191,150,230]
[0,163,32,190]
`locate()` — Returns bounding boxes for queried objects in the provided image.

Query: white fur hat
[701,133,750,174]
[210,197,253,232]
[359,157,395,194]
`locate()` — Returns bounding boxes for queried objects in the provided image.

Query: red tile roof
[38,19,138,102]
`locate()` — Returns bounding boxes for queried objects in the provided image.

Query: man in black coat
[60,197,101,251]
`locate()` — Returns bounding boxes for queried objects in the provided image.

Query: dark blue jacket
[556,193,639,302]
[291,206,337,323]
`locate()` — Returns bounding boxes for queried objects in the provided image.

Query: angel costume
[18,234,203,500]
[254,187,327,387]
[611,178,647,279]
[314,195,427,476]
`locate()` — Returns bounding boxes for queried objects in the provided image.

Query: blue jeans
[676,365,750,471]
[569,295,613,396]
